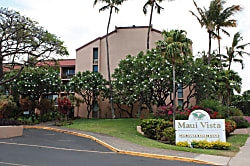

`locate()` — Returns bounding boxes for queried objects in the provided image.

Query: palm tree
[190,0,218,65]
[217,70,241,118]
[143,0,174,50]
[214,1,241,56]
[156,29,192,128]
[225,32,250,70]
[94,0,127,119]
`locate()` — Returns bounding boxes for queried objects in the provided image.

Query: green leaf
[198,113,206,120]
[192,113,198,118]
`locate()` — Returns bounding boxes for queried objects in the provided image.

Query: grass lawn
[63,118,249,157]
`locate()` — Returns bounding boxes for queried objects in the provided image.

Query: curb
[24,126,220,165]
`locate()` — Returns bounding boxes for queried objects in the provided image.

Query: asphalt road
[0,129,213,166]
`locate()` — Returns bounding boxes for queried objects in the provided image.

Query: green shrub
[0,95,18,119]
[17,117,39,125]
[228,107,244,116]
[140,119,172,140]
[161,127,175,144]
[36,99,56,115]
[177,140,231,150]
[199,100,226,118]
[230,116,249,128]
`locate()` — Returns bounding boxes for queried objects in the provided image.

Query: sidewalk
[29,122,250,166]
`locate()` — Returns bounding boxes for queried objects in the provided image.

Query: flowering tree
[112,50,175,117]
[0,8,68,85]
[4,66,62,119]
[179,58,218,107]
[9,67,62,100]
[69,71,108,119]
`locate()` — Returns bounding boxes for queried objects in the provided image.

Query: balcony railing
[61,73,75,79]
[93,59,98,64]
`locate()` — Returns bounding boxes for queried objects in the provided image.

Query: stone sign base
[0,126,23,138]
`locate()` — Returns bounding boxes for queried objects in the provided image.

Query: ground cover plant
[177,140,231,150]
[63,118,248,157]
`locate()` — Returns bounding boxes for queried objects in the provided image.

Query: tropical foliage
[156,29,192,128]
[6,67,62,101]
[143,0,174,49]
[69,71,108,119]
[224,32,250,70]
[0,7,68,85]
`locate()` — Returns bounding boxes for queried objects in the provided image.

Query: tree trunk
[217,29,224,70]
[227,86,230,118]
[87,104,91,119]
[208,32,212,65]
[228,60,232,70]
[138,97,142,117]
[218,29,221,56]
[77,106,80,118]
[173,63,176,128]
[146,2,154,50]
[0,55,3,80]
[106,7,115,119]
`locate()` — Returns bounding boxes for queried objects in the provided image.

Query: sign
[23,111,29,115]
[175,109,226,144]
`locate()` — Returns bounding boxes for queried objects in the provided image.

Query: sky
[1,0,249,93]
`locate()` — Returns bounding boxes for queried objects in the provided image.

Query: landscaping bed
[63,118,249,157]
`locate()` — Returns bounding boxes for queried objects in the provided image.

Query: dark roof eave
[76,29,118,52]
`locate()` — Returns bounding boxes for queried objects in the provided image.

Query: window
[93,65,98,72]
[178,99,183,106]
[62,67,75,79]
[177,83,183,98]
[93,48,98,63]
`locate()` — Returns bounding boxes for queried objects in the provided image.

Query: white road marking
[0,161,29,166]
[0,141,114,154]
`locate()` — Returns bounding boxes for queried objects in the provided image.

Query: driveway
[0,128,213,166]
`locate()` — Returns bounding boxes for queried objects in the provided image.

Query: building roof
[58,59,75,66]
[3,59,75,71]
[37,59,75,67]
[76,25,162,51]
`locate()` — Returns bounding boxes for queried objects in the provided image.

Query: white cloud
[1,0,250,92]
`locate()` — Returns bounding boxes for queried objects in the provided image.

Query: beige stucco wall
[0,126,23,138]
[75,27,196,118]
[76,40,101,74]
[76,27,162,79]
[100,28,162,79]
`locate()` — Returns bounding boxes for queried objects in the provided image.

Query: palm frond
[143,1,151,15]
[114,6,120,13]
[99,4,111,12]
[155,2,164,14]
[236,43,250,50]
[189,11,203,27]
[220,28,230,37]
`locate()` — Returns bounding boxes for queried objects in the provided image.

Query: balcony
[61,73,75,79]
